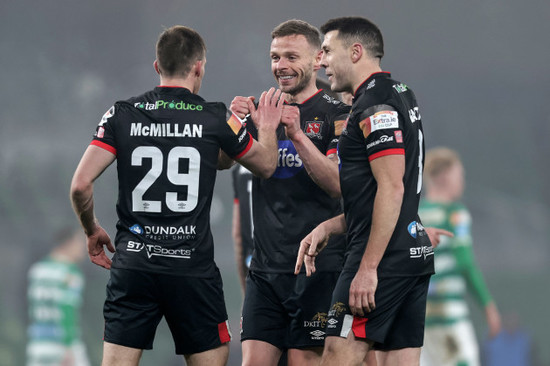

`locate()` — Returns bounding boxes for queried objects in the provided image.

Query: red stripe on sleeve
[218,321,231,343]
[368,148,404,162]
[326,148,337,156]
[351,316,368,339]
[234,133,254,159]
[90,140,117,156]
[234,198,240,204]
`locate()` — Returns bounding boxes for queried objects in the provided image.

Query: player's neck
[286,83,319,104]
[352,63,382,95]
[159,77,198,94]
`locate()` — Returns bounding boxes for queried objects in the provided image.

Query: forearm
[70,182,98,236]
[359,184,403,271]
[291,131,341,198]
[320,213,347,236]
[247,126,278,179]
[455,246,493,305]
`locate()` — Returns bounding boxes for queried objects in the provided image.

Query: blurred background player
[419,147,501,366]
[231,164,254,293]
[26,226,90,366]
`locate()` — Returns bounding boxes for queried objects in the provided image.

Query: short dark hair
[320,17,384,59]
[156,25,206,78]
[271,19,321,50]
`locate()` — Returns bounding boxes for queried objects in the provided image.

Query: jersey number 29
[131,146,200,213]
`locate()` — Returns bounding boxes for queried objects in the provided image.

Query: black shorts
[241,270,339,349]
[326,271,430,350]
[104,267,231,355]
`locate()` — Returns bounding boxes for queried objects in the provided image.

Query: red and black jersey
[247,90,350,273]
[338,72,434,277]
[91,86,252,277]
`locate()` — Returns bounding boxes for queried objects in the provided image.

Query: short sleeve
[358,104,405,162]
[219,108,253,159]
[91,105,118,155]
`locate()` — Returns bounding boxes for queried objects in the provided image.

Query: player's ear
[194,60,204,78]
[350,43,363,63]
[313,49,323,71]
[153,60,161,75]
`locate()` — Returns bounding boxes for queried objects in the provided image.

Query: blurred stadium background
[1,0,548,365]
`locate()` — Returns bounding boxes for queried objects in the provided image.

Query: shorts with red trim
[104,267,231,354]
[241,270,340,349]
[325,271,430,350]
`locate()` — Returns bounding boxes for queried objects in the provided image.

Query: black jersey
[91,86,252,277]
[231,164,254,266]
[338,72,434,277]
[247,90,350,273]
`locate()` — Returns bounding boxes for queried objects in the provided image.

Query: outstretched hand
[86,225,115,269]
[249,88,286,131]
[425,227,454,248]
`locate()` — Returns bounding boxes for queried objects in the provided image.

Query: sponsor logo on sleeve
[227,113,243,135]
[408,107,421,123]
[97,127,105,138]
[394,130,403,143]
[366,135,394,149]
[333,119,346,136]
[99,106,115,126]
[392,83,409,93]
[369,111,399,132]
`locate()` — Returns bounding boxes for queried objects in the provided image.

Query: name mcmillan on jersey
[130,122,203,138]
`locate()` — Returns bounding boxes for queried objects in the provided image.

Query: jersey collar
[353,71,391,97]
[154,86,205,102]
[285,89,323,106]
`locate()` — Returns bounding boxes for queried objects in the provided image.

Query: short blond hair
[424,147,461,182]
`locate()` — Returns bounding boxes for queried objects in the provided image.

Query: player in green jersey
[418,147,501,366]
[27,227,89,366]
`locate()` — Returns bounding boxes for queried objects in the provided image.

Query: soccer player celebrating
[296,16,433,365]
[70,25,285,366]
[230,20,350,366]
[419,147,501,366]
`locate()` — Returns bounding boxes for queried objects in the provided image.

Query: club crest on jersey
[305,119,323,139]
[272,140,303,179]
